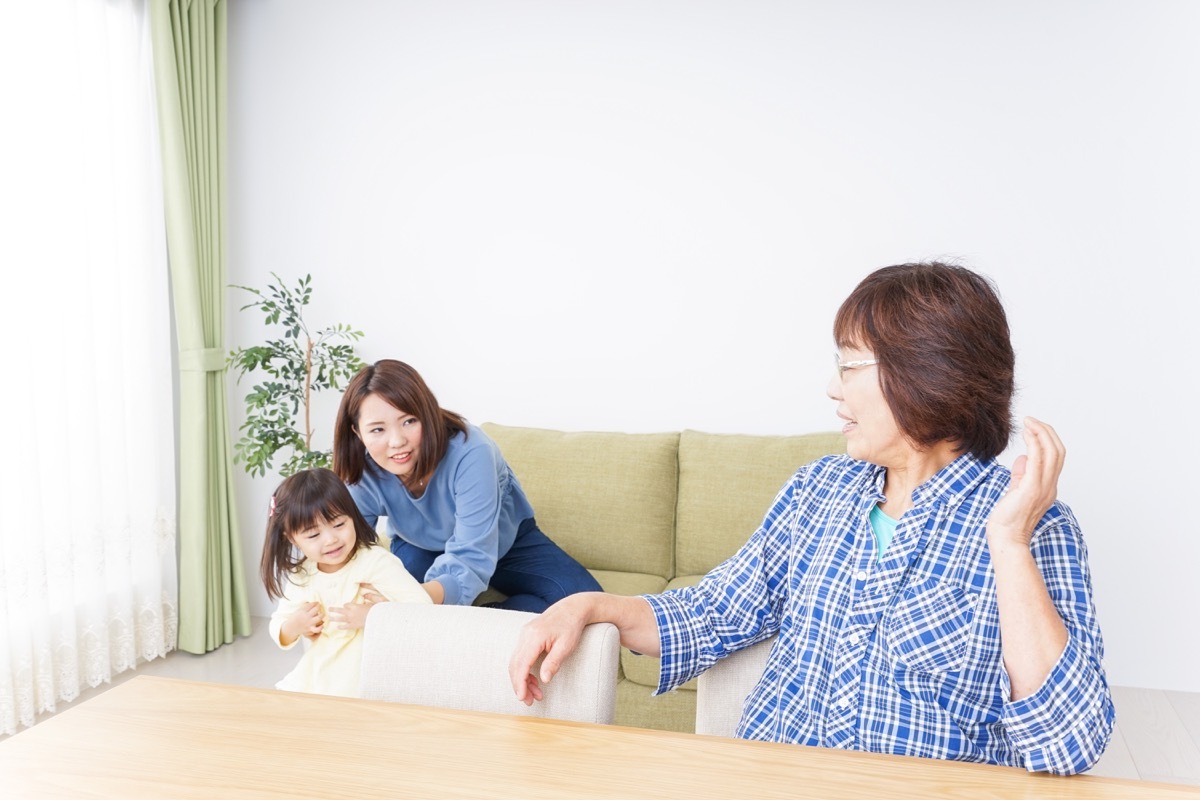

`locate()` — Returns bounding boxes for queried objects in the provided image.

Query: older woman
[509,262,1113,775]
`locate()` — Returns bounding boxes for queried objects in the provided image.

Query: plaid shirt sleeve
[999,505,1114,774]
[645,468,806,693]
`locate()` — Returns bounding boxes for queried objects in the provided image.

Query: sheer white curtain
[0,0,177,736]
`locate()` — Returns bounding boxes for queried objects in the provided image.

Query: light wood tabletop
[2,675,1197,799]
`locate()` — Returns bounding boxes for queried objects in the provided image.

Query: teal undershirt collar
[869,504,899,563]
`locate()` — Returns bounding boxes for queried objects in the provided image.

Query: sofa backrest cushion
[674,430,844,577]
[481,423,679,578]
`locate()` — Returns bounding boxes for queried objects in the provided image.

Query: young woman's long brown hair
[332,359,467,488]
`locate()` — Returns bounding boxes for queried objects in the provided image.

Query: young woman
[332,359,601,612]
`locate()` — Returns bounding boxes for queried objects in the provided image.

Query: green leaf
[227,271,367,480]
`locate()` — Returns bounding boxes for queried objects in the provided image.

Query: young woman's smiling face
[354,392,423,482]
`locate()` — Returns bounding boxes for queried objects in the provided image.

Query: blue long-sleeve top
[345,424,534,606]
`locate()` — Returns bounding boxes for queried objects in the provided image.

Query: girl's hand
[283,602,324,644]
[987,417,1066,551]
[328,583,384,630]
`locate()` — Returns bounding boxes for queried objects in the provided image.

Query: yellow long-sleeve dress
[269,544,431,697]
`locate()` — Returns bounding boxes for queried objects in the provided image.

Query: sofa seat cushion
[592,570,667,598]
[665,575,704,592]
[675,429,844,576]
[482,423,679,578]
[616,680,696,733]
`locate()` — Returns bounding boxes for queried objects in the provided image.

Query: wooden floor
[7,618,1200,787]
[1102,686,1200,785]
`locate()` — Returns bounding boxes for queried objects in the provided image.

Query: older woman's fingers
[1013,418,1065,520]
[1024,417,1065,486]
[1038,419,1066,471]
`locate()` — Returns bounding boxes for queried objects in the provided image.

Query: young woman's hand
[358,582,384,605]
[281,602,324,645]
[328,583,384,630]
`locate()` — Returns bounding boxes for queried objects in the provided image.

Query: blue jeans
[391,518,602,613]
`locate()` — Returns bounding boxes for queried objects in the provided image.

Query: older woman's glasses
[834,354,879,376]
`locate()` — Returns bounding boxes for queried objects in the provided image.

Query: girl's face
[289,514,356,573]
[355,393,424,482]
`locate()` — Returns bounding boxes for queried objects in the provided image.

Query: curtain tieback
[179,347,227,372]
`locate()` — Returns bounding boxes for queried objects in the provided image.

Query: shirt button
[855,570,867,582]
[838,698,850,709]
[849,632,861,644]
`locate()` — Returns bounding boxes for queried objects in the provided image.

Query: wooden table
[2,676,1197,799]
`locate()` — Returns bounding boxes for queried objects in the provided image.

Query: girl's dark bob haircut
[259,468,378,600]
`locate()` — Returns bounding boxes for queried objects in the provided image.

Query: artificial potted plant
[227,273,365,477]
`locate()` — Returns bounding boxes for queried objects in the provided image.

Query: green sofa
[479,422,844,733]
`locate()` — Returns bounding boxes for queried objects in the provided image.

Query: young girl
[332,359,602,612]
[261,467,432,697]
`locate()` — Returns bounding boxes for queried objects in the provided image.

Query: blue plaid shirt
[646,453,1113,775]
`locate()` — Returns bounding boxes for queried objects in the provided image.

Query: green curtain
[150,0,250,653]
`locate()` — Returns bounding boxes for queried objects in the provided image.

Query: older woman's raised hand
[986,417,1066,550]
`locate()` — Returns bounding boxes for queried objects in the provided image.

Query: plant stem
[304,335,313,450]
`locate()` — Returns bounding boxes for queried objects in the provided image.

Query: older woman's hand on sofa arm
[509,592,659,705]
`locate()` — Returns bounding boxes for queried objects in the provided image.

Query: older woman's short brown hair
[833,262,1014,461]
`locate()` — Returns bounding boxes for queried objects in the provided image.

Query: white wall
[227,0,1200,692]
